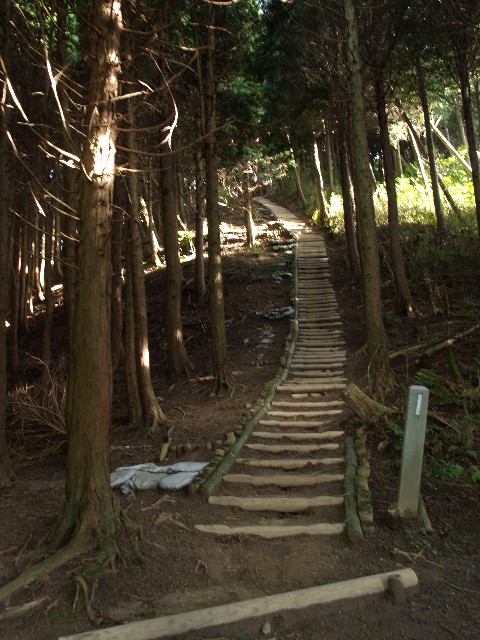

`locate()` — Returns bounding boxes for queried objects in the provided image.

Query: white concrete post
[397,385,429,516]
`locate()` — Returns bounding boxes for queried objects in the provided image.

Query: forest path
[196,198,353,541]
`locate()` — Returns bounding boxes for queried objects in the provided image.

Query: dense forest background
[0,0,479,614]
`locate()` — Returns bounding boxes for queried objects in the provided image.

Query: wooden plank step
[267,409,342,417]
[277,383,346,393]
[208,495,344,512]
[245,443,340,453]
[272,400,345,407]
[293,347,345,352]
[195,522,345,538]
[235,458,344,469]
[252,431,344,441]
[223,473,344,487]
[258,419,330,428]
[292,355,345,361]
[291,358,344,365]
[299,330,343,336]
[289,374,346,381]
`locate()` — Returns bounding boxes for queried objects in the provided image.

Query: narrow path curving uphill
[196,198,353,541]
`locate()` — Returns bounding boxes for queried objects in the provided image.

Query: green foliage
[470,466,480,482]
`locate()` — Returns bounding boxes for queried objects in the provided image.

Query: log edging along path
[195,198,363,543]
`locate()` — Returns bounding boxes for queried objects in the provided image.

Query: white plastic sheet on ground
[110,462,208,496]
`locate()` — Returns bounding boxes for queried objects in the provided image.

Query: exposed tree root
[0,535,94,607]
[73,575,102,626]
[210,370,234,397]
[0,596,48,621]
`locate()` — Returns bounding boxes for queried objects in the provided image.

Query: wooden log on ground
[236,457,344,469]
[59,569,418,639]
[223,472,344,487]
[208,494,344,512]
[195,522,344,538]
[344,436,363,543]
[341,383,397,425]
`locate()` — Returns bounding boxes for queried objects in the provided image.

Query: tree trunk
[338,117,361,281]
[140,195,161,267]
[344,0,394,393]
[455,97,467,146]
[194,151,206,304]
[8,216,20,372]
[57,7,77,341]
[325,122,335,195]
[204,3,231,393]
[243,176,256,247]
[128,204,167,435]
[395,143,403,177]
[110,206,124,370]
[124,241,142,426]
[289,138,307,208]
[0,0,13,487]
[41,206,54,387]
[126,102,167,435]
[159,153,190,375]
[456,51,480,243]
[51,0,122,550]
[158,1,190,377]
[374,72,413,315]
[313,137,328,225]
[416,62,445,234]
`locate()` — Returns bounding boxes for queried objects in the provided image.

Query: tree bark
[344,0,394,393]
[204,3,231,392]
[374,72,413,315]
[126,100,167,435]
[127,198,167,435]
[289,136,307,208]
[325,121,335,195]
[159,152,190,375]
[416,62,445,234]
[0,0,13,487]
[57,7,77,341]
[41,205,54,387]
[395,143,403,177]
[313,137,328,225]
[110,206,124,370]
[51,0,122,550]
[158,1,190,377]
[194,151,207,304]
[243,175,256,247]
[338,117,361,281]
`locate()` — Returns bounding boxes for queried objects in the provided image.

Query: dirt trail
[1,200,479,640]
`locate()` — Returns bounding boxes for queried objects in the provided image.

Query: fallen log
[341,383,397,425]
[389,323,480,362]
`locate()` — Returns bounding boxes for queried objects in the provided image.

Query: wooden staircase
[196,199,350,540]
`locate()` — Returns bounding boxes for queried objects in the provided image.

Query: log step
[235,458,344,469]
[258,419,331,428]
[289,374,346,382]
[223,473,344,487]
[272,400,345,408]
[252,431,344,441]
[267,409,343,417]
[245,443,340,453]
[195,522,345,538]
[208,495,344,512]
[277,383,347,392]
